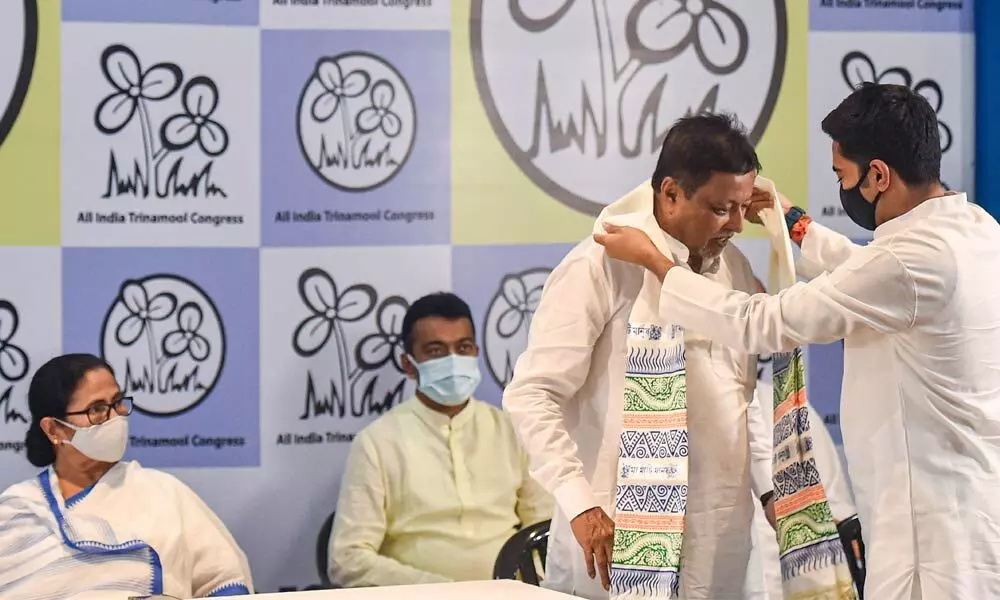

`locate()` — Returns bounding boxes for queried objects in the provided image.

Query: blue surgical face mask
[410,354,482,407]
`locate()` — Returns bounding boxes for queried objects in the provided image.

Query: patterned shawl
[595,182,689,599]
[758,177,858,600]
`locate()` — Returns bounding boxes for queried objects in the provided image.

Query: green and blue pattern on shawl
[772,348,857,600]
[610,322,688,599]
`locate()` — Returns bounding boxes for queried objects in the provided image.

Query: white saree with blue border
[0,460,252,599]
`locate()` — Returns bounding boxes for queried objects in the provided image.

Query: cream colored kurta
[328,397,553,588]
[658,194,1000,599]
[503,236,772,600]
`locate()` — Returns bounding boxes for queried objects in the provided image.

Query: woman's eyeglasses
[64,397,134,426]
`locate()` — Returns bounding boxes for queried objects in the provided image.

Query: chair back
[316,511,336,586]
[492,520,551,586]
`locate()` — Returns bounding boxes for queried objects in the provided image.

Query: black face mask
[839,165,882,231]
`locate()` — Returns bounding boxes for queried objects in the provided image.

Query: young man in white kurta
[595,84,1000,599]
[646,192,1000,600]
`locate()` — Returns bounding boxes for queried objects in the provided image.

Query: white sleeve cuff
[553,476,600,521]
[799,220,839,266]
[750,458,773,500]
[827,495,858,523]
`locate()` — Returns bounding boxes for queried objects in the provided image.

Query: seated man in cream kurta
[503,114,776,600]
[328,292,553,588]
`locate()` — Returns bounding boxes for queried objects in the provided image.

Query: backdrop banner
[0,0,975,592]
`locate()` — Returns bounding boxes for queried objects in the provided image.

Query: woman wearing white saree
[0,353,253,599]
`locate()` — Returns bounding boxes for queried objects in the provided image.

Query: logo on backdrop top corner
[0,0,38,149]
[93,44,232,201]
[470,0,788,215]
[482,267,550,389]
[296,51,417,193]
[99,274,225,417]
[840,50,953,154]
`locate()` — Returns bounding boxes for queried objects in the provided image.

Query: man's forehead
[830,140,851,163]
[831,154,854,172]
[414,317,473,341]
[694,172,754,201]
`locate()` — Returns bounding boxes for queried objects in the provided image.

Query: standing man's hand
[570,507,615,591]
[764,497,777,530]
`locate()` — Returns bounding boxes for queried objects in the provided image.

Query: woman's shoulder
[0,473,48,520]
[0,471,45,500]
[117,461,193,498]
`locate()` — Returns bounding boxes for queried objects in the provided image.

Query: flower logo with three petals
[626,0,749,74]
[162,302,212,362]
[356,80,402,138]
[115,281,177,347]
[160,76,230,156]
[355,296,409,373]
[0,301,29,383]
[841,51,953,154]
[293,268,377,357]
[496,274,544,338]
[483,268,552,388]
[311,59,371,122]
[94,44,182,135]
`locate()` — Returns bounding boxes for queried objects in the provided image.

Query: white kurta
[0,460,252,599]
[503,236,772,600]
[657,194,1000,599]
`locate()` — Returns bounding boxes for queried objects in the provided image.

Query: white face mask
[56,416,129,463]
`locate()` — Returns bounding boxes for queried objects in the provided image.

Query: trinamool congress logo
[471,0,787,215]
[100,275,226,417]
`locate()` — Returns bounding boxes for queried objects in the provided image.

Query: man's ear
[401,354,418,381]
[659,177,680,203]
[869,159,892,192]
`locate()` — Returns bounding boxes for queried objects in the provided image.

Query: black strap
[837,515,866,599]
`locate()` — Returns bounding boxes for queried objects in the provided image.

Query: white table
[251,580,577,599]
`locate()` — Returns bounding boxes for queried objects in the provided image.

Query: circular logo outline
[469,0,789,215]
[295,50,419,194]
[98,273,227,418]
[0,0,38,148]
[481,266,551,389]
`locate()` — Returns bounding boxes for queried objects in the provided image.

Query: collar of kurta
[406,395,477,432]
[875,192,968,239]
[595,180,721,274]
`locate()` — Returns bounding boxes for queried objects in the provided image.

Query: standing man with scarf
[595,83,1000,599]
[504,114,789,600]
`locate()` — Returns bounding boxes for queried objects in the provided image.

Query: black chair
[316,511,337,588]
[492,520,551,586]
[274,512,340,593]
